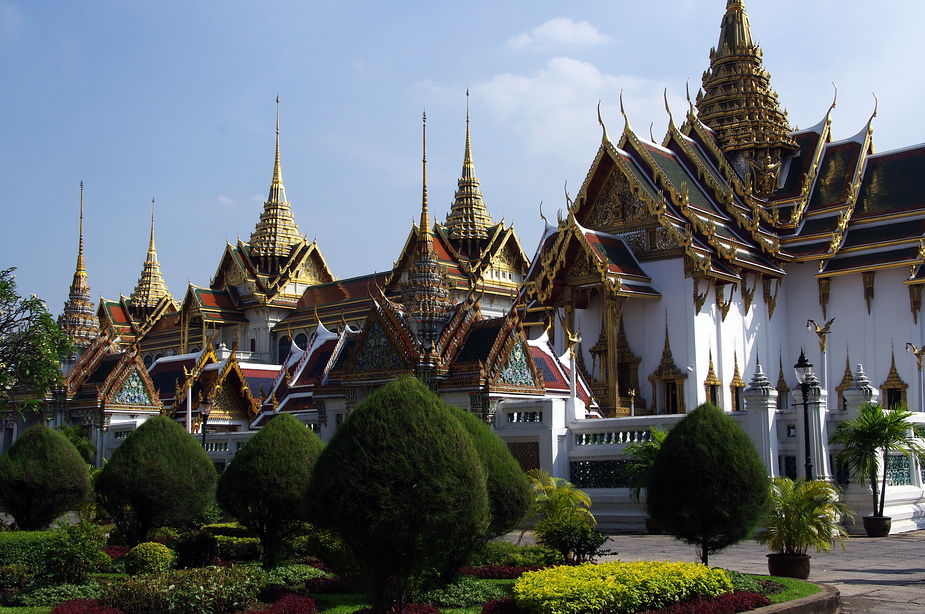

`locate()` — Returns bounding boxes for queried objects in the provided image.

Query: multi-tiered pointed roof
[696,0,798,195]
[401,112,453,349]
[445,92,494,255]
[129,201,172,316]
[58,181,100,355]
[249,97,304,274]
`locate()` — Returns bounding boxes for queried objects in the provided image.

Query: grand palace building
[7,0,925,534]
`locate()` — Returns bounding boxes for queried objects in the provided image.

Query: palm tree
[755,477,852,557]
[622,426,668,503]
[828,402,925,518]
[524,469,594,524]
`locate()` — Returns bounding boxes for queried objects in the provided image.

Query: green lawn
[761,575,821,604]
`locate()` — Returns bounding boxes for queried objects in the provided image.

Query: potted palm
[828,402,925,537]
[623,426,667,534]
[754,477,852,579]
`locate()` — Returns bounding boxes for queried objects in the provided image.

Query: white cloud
[508,18,610,51]
[217,195,234,206]
[0,2,21,35]
[474,57,686,164]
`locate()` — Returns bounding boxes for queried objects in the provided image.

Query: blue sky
[3,0,924,315]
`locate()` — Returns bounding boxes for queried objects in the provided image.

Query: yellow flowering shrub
[513,560,732,614]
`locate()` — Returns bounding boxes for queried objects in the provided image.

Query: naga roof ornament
[445,91,493,248]
[249,97,304,272]
[58,181,100,352]
[130,199,172,314]
[696,0,798,196]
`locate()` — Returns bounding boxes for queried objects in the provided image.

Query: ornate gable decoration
[497,340,537,387]
[585,168,649,232]
[113,370,153,406]
[353,319,407,373]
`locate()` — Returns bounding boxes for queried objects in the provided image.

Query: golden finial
[619,89,631,131]
[597,100,609,143]
[829,83,838,112]
[870,92,878,120]
[663,88,676,133]
[539,201,549,225]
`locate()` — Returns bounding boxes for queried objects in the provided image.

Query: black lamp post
[200,397,212,448]
[794,349,814,481]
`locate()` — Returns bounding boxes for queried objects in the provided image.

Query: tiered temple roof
[58,182,100,354]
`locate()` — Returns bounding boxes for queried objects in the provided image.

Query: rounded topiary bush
[646,403,770,566]
[0,425,90,530]
[123,541,175,575]
[95,415,216,547]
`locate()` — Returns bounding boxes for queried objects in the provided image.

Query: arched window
[295,333,309,350]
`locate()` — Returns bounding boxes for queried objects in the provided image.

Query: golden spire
[130,198,172,314]
[249,96,303,272]
[696,0,797,195]
[421,109,430,240]
[402,110,452,350]
[446,91,492,250]
[58,181,99,353]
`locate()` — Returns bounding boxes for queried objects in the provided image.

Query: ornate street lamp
[199,396,212,448]
[794,349,815,480]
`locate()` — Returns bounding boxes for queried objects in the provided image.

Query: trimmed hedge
[513,561,732,614]
[204,522,256,538]
[263,563,327,587]
[216,535,262,562]
[0,531,56,568]
[100,565,262,614]
[123,542,175,575]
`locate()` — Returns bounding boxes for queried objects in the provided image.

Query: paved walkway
[598,530,925,613]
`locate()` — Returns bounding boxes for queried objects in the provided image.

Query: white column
[743,362,779,477]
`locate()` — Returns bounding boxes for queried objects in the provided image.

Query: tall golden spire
[249,97,303,272]
[696,0,797,195]
[446,91,492,251]
[58,181,99,354]
[130,199,172,315]
[402,111,452,350]
[420,110,430,241]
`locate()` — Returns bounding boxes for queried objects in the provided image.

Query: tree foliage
[0,268,72,411]
[0,424,90,530]
[525,469,607,563]
[448,406,531,542]
[646,403,769,566]
[216,413,325,569]
[304,375,489,614]
[828,402,925,517]
[95,416,216,546]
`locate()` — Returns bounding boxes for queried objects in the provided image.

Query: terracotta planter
[863,515,892,537]
[766,553,811,579]
[644,517,663,535]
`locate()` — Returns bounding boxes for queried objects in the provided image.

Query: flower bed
[514,561,733,614]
